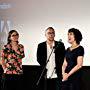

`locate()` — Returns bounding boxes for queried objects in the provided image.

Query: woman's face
[10,32,19,42]
[68,32,76,44]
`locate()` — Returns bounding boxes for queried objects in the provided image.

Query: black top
[65,46,84,80]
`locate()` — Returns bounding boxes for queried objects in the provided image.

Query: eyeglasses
[47,32,55,35]
[11,34,19,37]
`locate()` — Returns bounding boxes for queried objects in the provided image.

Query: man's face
[45,29,55,41]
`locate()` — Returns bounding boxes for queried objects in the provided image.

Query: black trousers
[0,65,3,90]
[39,78,61,90]
[0,75,2,90]
[1,74,23,90]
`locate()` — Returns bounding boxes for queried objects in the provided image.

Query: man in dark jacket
[37,27,65,90]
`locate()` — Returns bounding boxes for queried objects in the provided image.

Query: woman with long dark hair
[1,30,25,90]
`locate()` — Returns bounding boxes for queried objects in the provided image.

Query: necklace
[70,44,80,51]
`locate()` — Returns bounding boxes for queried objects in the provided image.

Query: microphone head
[54,39,62,50]
[59,39,62,42]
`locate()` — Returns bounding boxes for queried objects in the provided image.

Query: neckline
[69,45,80,51]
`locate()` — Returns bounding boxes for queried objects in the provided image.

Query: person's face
[10,32,19,42]
[45,29,55,41]
[68,32,76,44]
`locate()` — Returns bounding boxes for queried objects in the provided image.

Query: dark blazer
[37,41,65,80]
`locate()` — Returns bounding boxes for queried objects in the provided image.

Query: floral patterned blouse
[1,44,25,74]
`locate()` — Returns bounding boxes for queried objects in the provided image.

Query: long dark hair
[7,30,19,44]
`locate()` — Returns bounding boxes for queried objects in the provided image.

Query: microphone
[53,39,62,52]
[59,39,62,42]
[57,39,62,46]
[54,39,62,48]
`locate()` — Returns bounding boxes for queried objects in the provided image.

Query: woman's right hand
[62,73,69,81]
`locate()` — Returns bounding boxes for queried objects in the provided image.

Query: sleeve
[1,48,7,70]
[37,43,46,66]
[37,44,42,65]
[1,45,9,56]
[77,46,84,56]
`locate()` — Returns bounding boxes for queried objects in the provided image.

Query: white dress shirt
[46,42,57,79]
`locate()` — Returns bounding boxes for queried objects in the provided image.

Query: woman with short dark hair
[62,28,84,90]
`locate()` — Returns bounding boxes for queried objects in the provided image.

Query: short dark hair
[68,28,83,44]
[46,27,55,32]
[7,30,19,44]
